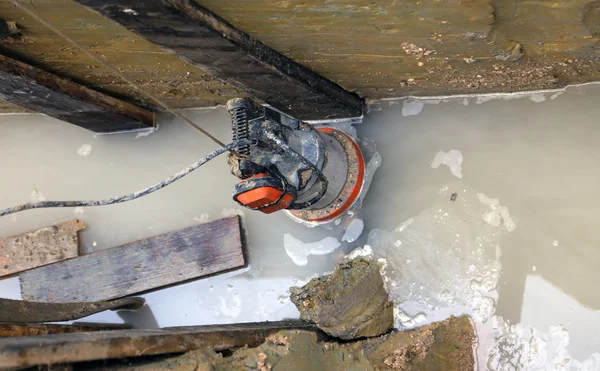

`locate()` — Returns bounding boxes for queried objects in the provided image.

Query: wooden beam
[0,54,154,133]
[0,220,84,278]
[0,297,144,323]
[0,323,130,337]
[0,321,317,368]
[20,217,245,303]
[73,0,362,121]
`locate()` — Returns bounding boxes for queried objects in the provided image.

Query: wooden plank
[74,0,362,121]
[20,217,245,303]
[0,321,317,368]
[0,53,154,133]
[0,297,144,323]
[186,0,600,99]
[0,323,130,337]
[3,1,600,105]
[0,0,244,111]
[0,220,84,278]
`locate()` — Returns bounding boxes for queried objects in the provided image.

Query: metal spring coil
[230,106,250,156]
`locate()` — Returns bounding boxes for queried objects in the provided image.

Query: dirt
[409,58,600,96]
[82,316,475,371]
[289,258,393,340]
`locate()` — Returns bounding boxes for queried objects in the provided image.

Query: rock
[363,316,475,371]
[494,41,525,62]
[289,258,393,340]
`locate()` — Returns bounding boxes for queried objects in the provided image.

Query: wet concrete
[1,84,600,368]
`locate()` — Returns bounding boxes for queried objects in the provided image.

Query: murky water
[1,84,600,369]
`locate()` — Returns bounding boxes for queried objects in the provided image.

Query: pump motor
[226,98,365,225]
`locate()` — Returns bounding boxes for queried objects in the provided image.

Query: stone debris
[494,41,525,62]
[289,258,393,340]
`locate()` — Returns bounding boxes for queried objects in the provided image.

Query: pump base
[287,128,365,225]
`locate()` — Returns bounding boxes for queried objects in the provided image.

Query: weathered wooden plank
[0,0,244,110]
[0,220,84,278]
[74,0,363,121]
[0,321,317,368]
[0,297,144,323]
[196,0,600,98]
[20,217,245,303]
[3,1,600,105]
[0,53,154,133]
[0,323,130,337]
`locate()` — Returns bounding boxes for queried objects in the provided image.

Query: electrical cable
[11,0,238,155]
[7,2,334,216]
[0,140,252,217]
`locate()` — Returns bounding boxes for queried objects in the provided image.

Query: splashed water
[402,99,425,116]
[431,149,464,179]
[2,84,600,368]
[369,185,503,325]
[76,144,92,156]
[342,218,364,243]
[283,233,341,266]
[481,317,600,371]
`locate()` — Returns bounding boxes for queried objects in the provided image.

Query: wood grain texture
[0,54,154,133]
[0,220,84,278]
[195,0,600,98]
[0,0,244,110]
[2,0,599,107]
[74,0,362,120]
[0,297,144,323]
[0,321,317,368]
[20,216,245,303]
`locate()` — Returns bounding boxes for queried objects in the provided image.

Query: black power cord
[0,140,253,217]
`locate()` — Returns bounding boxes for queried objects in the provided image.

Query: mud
[289,258,393,340]
[80,316,474,371]
[220,317,475,371]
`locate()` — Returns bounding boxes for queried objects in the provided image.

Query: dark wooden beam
[20,217,245,303]
[0,54,154,133]
[0,297,144,323]
[0,321,317,368]
[73,0,362,121]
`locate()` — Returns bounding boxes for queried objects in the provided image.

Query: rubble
[289,258,393,340]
